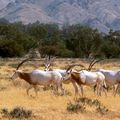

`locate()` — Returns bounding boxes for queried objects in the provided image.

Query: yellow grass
[0,58,120,120]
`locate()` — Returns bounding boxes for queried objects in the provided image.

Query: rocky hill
[0,0,120,33]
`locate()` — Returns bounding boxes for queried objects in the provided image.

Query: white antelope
[63,70,106,96]
[63,60,107,97]
[44,58,83,96]
[97,69,120,96]
[11,58,64,96]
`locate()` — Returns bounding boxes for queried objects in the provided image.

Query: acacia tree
[63,25,103,58]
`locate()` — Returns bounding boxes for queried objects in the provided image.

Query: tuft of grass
[96,105,109,115]
[76,97,101,107]
[0,62,5,66]
[8,63,18,68]
[67,97,109,115]
[53,89,72,96]
[1,107,32,119]
[0,86,7,91]
[43,85,54,91]
[1,108,9,117]
[67,102,85,113]
[63,90,72,96]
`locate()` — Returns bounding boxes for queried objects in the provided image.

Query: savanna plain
[0,58,120,120]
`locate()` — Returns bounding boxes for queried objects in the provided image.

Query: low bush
[67,97,108,115]
[1,107,32,119]
[67,102,85,112]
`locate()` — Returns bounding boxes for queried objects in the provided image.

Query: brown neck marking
[71,72,84,85]
[18,72,33,85]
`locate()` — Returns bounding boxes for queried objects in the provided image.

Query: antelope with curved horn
[11,58,64,96]
[64,64,86,97]
[97,69,120,96]
[63,63,107,97]
[89,58,120,96]
[44,58,84,97]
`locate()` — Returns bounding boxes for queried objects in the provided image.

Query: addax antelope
[11,58,64,96]
[97,69,120,96]
[63,60,107,97]
[44,56,84,96]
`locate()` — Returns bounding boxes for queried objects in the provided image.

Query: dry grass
[0,58,120,120]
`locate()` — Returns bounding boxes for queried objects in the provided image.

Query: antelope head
[63,64,85,81]
[44,55,55,71]
[11,58,30,80]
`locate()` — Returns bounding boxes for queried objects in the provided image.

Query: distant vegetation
[0,19,120,58]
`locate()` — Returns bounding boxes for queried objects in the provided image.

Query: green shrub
[67,97,108,115]
[67,102,85,112]
[96,105,108,115]
[1,107,32,119]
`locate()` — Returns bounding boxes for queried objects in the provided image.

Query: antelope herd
[10,57,120,98]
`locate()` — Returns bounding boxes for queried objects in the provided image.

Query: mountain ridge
[0,0,120,33]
